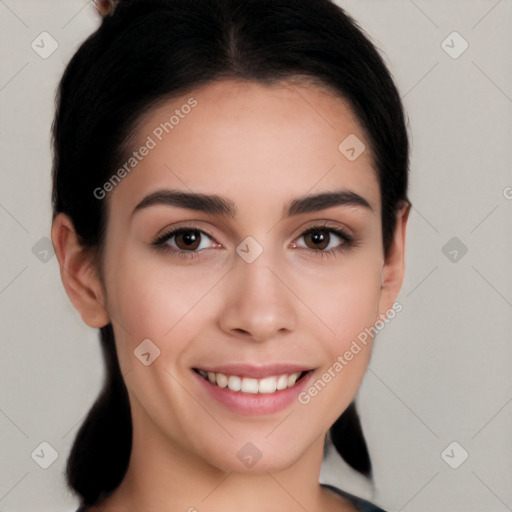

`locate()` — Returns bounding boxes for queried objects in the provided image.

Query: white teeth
[216,373,228,388]
[287,373,300,387]
[241,378,259,394]
[228,375,241,391]
[196,369,305,393]
[276,374,288,390]
[258,376,277,394]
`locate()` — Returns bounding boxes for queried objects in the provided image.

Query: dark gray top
[320,483,387,511]
[76,483,387,511]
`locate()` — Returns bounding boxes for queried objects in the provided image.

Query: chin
[201,437,312,475]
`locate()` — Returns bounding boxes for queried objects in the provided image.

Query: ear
[51,213,110,328]
[377,201,411,318]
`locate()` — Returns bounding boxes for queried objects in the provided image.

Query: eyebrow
[131,188,373,219]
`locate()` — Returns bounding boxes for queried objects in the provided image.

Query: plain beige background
[0,1,511,511]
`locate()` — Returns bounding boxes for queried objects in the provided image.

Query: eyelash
[151,224,358,260]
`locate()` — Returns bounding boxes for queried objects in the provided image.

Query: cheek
[321,276,381,346]
[291,252,382,414]
[103,246,223,362]
[294,272,380,430]
[293,252,382,344]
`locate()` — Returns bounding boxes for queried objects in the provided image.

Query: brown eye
[174,230,202,250]
[153,228,216,254]
[292,226,355,255]
[303,229,331,250]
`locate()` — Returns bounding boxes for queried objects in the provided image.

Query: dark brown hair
[52,0,411,506]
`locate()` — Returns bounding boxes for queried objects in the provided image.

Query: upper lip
[193,363,313,379]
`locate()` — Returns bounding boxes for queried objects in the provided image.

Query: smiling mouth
[193,368,311,394]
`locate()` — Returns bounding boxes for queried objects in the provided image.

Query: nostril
[233,328,250,335]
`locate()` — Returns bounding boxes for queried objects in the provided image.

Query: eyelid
[151,219,352,244]
[151,219,358,259]
[291,224,355,252]
[293,219,354,237]
[152,219,218,241]
[151,225,219,248]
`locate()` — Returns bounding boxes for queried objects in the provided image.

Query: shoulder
[320,483,388,512]
[76,487,386,512]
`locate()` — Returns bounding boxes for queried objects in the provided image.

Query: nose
[217,251,298,342]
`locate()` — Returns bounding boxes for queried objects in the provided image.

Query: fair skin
[52,79,410,512]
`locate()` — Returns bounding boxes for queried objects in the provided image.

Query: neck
[92,405,340,511]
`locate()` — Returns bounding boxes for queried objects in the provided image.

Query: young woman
[50,0,411,510]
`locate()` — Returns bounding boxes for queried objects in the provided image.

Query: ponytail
[66,324,132,507]
[329,402,372,477]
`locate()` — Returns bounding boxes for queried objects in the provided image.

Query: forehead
[109,79,380,217]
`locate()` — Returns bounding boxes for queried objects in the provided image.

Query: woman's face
[94,79,406,473]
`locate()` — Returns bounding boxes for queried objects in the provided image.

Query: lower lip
[193,369,314,415]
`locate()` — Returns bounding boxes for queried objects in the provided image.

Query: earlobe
[377,201,411,317]
[51,213,110,328]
